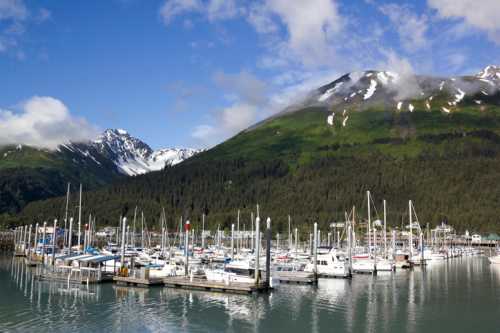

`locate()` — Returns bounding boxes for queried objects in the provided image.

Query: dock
[163,276,270,294]
[275,275,317,285]
[113,275,164,287]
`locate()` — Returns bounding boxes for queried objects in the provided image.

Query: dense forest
[7,106,500,234]
[0,144,124,215]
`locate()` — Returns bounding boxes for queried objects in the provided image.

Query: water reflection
[1,256,500,332]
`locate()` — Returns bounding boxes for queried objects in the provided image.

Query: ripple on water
[2,256,500,333]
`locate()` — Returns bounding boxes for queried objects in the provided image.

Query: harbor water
[1,255,499,332]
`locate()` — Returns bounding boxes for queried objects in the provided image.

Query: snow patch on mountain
[364,79,377,100]
[93,129,200,176]
[79,129,199,176]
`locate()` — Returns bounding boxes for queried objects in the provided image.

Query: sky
[0,0,500,149]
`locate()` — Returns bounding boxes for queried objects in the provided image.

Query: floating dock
[275,275,317,285]
[113,276,164,287]
[163,276,270,294]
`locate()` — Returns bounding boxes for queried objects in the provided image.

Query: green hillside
[13,98,500,233]
[0,145,123,217]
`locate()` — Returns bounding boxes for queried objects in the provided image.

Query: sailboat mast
[409,200,413,257]
[201,213,205,249]
[367,190,371,254]
[133,206,137,248]
[383,199,387,258]
[64,182,70,248]
[77,183,82,252]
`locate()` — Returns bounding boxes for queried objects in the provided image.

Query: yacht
[304,249,351,278]
[488,255,500,264]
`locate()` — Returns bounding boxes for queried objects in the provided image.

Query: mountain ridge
[13,65,500,233]
[0,129,199,214]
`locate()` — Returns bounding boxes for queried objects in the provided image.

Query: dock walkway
[164,277,270,294]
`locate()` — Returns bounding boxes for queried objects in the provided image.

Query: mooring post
[201,214,205,249]
[27,224,32,257]
[42,222,47,263]
[313,223,318,280]
[294,228,298,256]
[420,232,425,265]
[185,220,190,276]
[309,233,313,255]
[33,223,39,260]
[68,217,73,254]
[120,217,127,275]
[265,217,271,289]
[23,225,28,252]
[52,219,57,267]
[231,223,235,260]
[254,217,260,284]
[347,221,353,276]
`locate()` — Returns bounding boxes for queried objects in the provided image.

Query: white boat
[430,252,447,261]
[488,255,500,264]
[409,254,426,266]
[204,269,255,284]
[352,258,376,274]
[376,258,395,271]
[149,263,186,278]
[205,258,261,284]
[304,249,351,278]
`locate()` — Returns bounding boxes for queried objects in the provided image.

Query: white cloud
[0,96,99,149]
[379,4,429,52]
[206,0,239,21]
[0,0,50,56]
[220,103,257,133]
[191,71,267,146]
[0,0,27,21]
[191,103,257,146]
[191,124,217,142]
[377,50,422,100]
[160,0,202,24]
[251,0,342,68]
[428,0,500,43]
[160,0,240,25]
[213,70,268,106]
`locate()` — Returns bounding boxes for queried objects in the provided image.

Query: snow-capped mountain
[295,65,500,128]
[92,129,200,176]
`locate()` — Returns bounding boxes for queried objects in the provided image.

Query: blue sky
[0,0,499,149]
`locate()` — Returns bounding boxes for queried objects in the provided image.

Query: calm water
[1,256,499,333]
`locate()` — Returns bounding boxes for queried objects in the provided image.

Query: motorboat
[304,249,351,278]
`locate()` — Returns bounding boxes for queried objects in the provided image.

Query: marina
[1,254,499,332]
[3,193,499,297]
[2,1,500,332]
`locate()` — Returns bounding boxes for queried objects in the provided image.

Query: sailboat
[352,191,377,274]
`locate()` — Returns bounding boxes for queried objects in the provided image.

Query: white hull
[488,255,500,264]
[376,259,395,271]
[205,269,254,284]
[352,259,376,273]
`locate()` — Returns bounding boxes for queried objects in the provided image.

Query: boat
[376,258,395,271]
[204,259,257,284]
[352,258,376,274]
[304,249,351,278]
[488,255,500,264]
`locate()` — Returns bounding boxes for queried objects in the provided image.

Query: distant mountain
[17,65,500,233]
[0,129,199,215]
[92,129,199,176]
